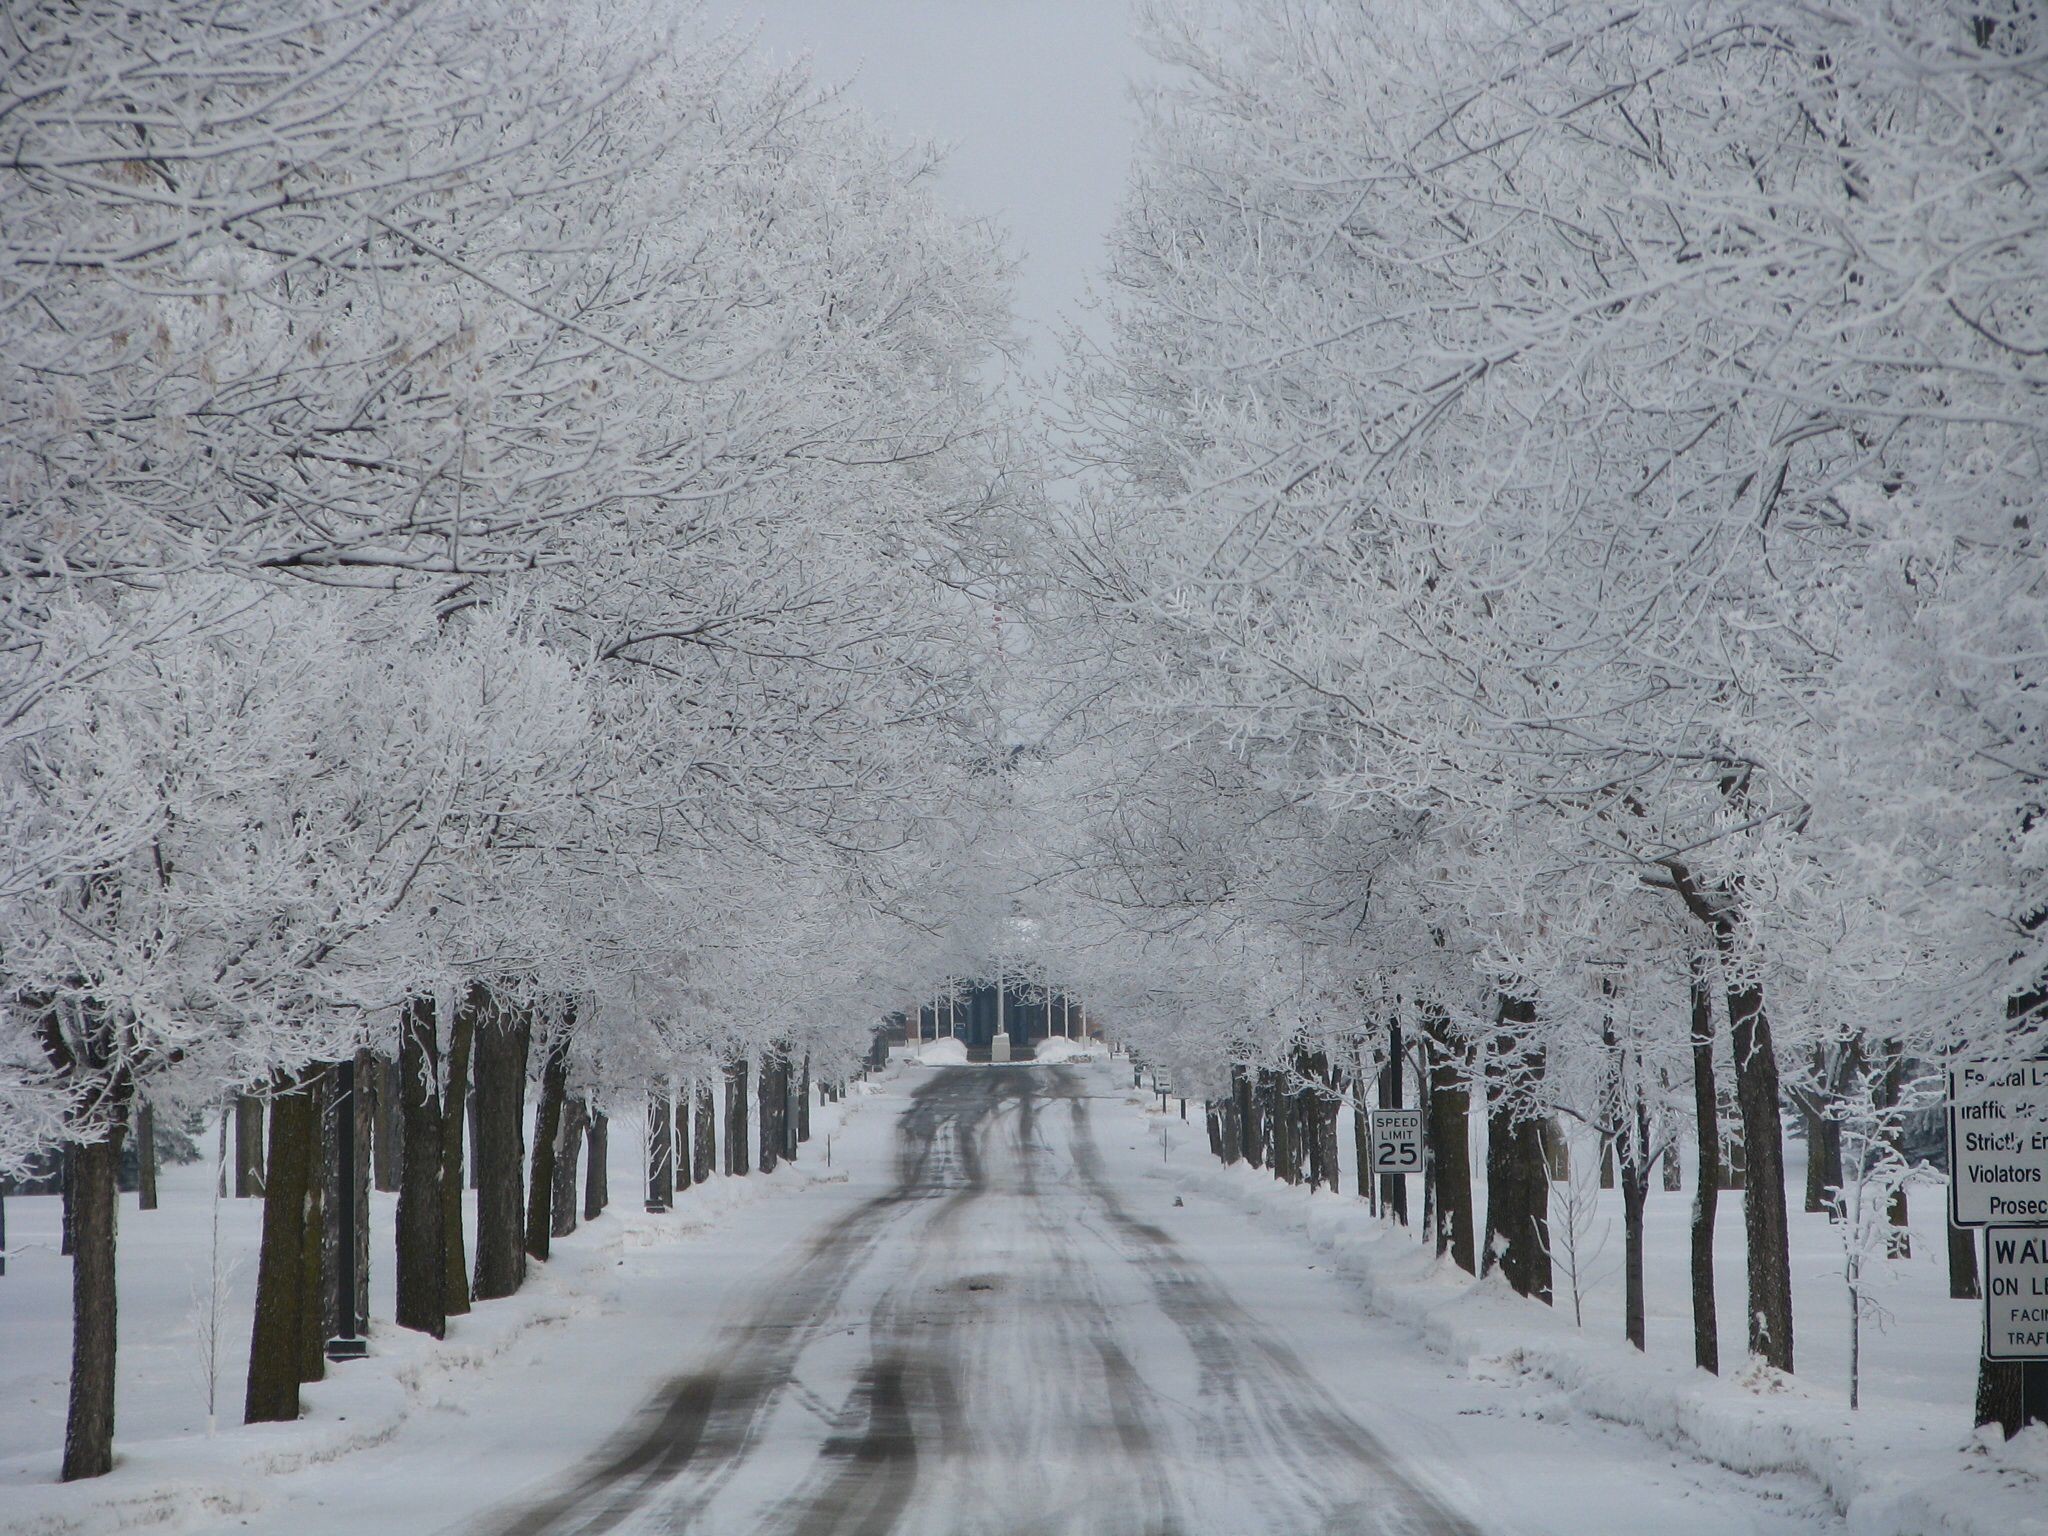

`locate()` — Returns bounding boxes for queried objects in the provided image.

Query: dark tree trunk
[471,1001,530,1302]
[1727,973,1794,1372]
[246,1078,314,1424]
[525,1023,571,1263]
[351,1049,373,1334]
[1425,1007,1475,1274]
[62,1120,125,1479]
[395,999,445,1338]
[235,1094,265,1199]
[134,1100,158,1211]
[798,1055,812,1143]
[758,1051,781,1174]
[1689,957,1721,1375]
[1622,1158,1649,1352]
[441,989,479,1319]
[59,1145,74,1256]
[1264,1070,1292,1185]
[647,1090,674,1208]
[693,1082,715,1184]
[298,1068,331,1386]
[1350,1043,1375,1210]
[1977,1360,2028,1440]
[1380,1023,1407,1222]
[1949,1218,1981,1299]
[585,1110,609,1220]
[1483,994,1552,1304]
[1721,1096,1747,1189]
[371,1057,401,1194]
[675,1090,693,1194]
[1871,1041,1910,1256]
[726,1057,750,1177]
[1236,1064,1264,1169]
[551,1096,586,1239]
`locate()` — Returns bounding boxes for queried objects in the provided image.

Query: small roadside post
[1950,1062,2048,1430]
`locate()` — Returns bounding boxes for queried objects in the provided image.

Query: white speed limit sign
[1371,1108,1423,1174]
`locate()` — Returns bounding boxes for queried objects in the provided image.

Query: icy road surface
[451,1066,1838,1536]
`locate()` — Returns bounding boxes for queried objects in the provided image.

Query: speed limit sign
[1372,1109,1423,1175]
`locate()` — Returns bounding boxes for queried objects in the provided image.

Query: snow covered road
[456,1064,1841,1536]
[482,1066,1470,1536]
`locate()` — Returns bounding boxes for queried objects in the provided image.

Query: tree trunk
[1949,1218,1981,1299]
[470,1001,530,1301]
[798,1055,812,1143]
[758,1051,781,1174]
[1622,1160,1648,1352]
[726,1057,750,1177]
[61,1121,124,1479]
[298,1068,331,1386]
[693,1082,715,1184]
[1483,994,1551,1303]
[235,1094,265,1198]
[441,988,479,1319]
[1425,1007,1475,1275]
[584,1110,609,1220]
[1977,1359,2028,1440]
[371,1057,401,1194]
[551,1096,586,1239]
[1871,1041,1910,1257]
[1727,972,1794,1372]
[134,1100,158,1211]
[246,1078,314,1424]
[351,1049,373,1335]
[395,998,445,1339]
[525,1023,571,1262]
[674,1089,693,1194]
[647,1089,674,1208]
[1689,956,1721,1375]
[1237,1063,1263,1169]
[1380,1023,1407,1222]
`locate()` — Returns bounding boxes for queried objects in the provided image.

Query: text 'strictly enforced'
[1951,1064,2048,1365]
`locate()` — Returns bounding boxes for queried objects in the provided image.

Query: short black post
[325,1057,368,1361]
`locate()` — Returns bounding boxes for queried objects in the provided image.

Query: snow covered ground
[1,1054,2040,1535]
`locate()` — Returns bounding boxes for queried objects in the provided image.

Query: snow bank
[910,1036,970,1066]
[1151,1154,2045,1536]
[1028,1036,1101,1065]
[0,1084,884,1536]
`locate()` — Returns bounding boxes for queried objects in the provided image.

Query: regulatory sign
[1984,1227,2048,1361]
[1949,1064,2048,1227]
[1152,1070,1173,1097]
[1371,1108,1423,1175]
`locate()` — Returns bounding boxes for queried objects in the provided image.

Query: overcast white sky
[705,1,1150,378]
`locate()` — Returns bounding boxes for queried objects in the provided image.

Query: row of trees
[1016,0,2046,1436]
[1,0,1030,1481]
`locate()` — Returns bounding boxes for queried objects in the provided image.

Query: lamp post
[324,1057,368,1361]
